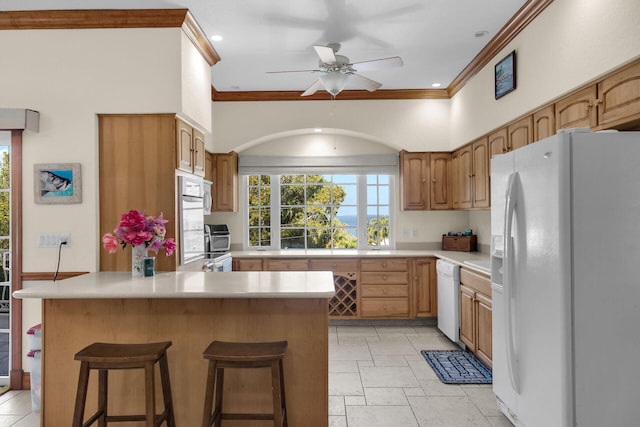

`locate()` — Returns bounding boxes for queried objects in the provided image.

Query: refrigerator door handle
[504,171,520,393]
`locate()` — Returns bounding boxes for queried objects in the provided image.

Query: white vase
[131,244,147,277]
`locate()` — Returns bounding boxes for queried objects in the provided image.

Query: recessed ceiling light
[210,34,223,42]
[474,30,489,38]
[313,128,323,133]
[431,83,442,88]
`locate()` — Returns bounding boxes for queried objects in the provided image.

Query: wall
[181,32,213,132]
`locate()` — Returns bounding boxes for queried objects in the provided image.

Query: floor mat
[0,385,10,396]
[421,350,492,384]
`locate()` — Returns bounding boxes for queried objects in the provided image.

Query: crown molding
[212,87,450,102]
[0,9,220,66]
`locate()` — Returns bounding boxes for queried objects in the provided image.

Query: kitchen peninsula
[13,271,335,426]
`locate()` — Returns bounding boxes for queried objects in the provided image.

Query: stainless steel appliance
[202,252,232,272]
[491,129,640,427]
[178,175,205,265]
[204,224,230,254]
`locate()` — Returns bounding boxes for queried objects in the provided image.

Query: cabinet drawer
[233,258,263,271]
[310,259,359,271]
[361,284,409,298]
[460,268,491,296]
[360,298,409,317]
[264,258,309,271]
[360,258,408,272]
[360,271,409,285]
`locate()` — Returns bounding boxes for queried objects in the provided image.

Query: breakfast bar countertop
[12,271,336,299]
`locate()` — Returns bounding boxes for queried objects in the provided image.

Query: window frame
[242,174,394,251]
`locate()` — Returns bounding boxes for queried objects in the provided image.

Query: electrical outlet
[412,228,418,238]
[37,233,70,248]
[402,228,409,238]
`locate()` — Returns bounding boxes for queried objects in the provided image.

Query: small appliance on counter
[203,224,232,272]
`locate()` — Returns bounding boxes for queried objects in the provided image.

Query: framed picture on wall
[495,50,516,99]
[34,163,82,204]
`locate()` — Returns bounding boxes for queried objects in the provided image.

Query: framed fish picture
[34,163,82,204]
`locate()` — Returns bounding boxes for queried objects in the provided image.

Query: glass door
[0,132,11,385]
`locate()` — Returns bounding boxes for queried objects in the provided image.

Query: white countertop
[13,271,336,299]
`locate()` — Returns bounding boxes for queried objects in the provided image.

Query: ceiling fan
[267,43,403,97]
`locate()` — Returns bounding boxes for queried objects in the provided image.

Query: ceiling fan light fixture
[320,72,349,97]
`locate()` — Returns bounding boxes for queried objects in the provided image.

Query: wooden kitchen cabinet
[99,114,182,272]
[508,116,533,151]
[310,259,359,318]
[176,117,206,177]
[232,257,263,271]
[456,144,473,209]
[596,60,640,130]
[205,150,214,182]
[451,150,461,209]
[488,127,508,157]
[211,151,238,212]
[360,258,410,318]
[413,257,437,317]
[533,104,556,142]
[555,85,598,130]
[430,153,452,210]
[455,138,489,209]
[264,258,309,271]
[459,268,492,367]
[400,150,429,210]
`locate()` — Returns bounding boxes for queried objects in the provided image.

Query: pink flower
[102,233,119,254]
[119,210,146,232]
[147,238,163,254]
[154,224,166,238]
[164,238,176,256]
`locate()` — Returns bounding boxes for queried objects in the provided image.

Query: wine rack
[329,272,358,317]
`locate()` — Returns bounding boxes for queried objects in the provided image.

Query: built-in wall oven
[178,175,205,265]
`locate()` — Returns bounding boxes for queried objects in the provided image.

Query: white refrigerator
[490,129,640,427]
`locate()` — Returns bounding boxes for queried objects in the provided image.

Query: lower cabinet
[310,259,359,318]
[459,268,492,368]
[360,258,410,318]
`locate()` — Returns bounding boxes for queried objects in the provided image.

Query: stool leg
[72,361,91,427]
[213,367,224,427]
[271,361,283,427]
[202,360,217,427]
[279,359,288,427]
[98,369,108,427]
[144,361,156,427]
[159,353,176,427]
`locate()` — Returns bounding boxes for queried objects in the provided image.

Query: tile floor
[329,324,513,427]
[0,324,514,427]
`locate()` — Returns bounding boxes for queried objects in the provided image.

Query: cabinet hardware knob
[432,178,436,183]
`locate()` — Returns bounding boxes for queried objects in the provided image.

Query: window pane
[281,228,305,249]
[0,149,8,190]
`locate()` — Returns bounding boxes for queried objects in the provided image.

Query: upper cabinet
[176,118,206,177]
[211,151,238,212]
[533,105,556,142]
[205,151,214,183]
[507,116,533,151]
[555,86,598,130]
[488,128,508,157]
[456,138,489,210]
[596,60,640,130]
[429,153,452,210]
[400,151,451,211]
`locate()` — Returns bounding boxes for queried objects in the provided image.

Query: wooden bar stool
[201,341,288,427]
[72,341,176,427]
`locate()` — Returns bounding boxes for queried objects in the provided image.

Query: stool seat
[201,341,288,427]
[72,341,176,427]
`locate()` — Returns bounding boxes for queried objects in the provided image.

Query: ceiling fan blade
[301,79,324,97]
[351,56,403,72]
[314,45,337,65]
[348,73,383,92]
[266,69,320,74]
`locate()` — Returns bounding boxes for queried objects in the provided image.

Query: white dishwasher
[436,259,462,346]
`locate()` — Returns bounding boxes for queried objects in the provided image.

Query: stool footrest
[222,413,277,420]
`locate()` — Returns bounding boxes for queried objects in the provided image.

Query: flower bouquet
[102,209,177,276]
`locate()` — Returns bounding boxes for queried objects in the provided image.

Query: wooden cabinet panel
[413,257,437,318]
[459,284,476,351]
[400,151,429,210]
[472,138,490,209]
[430,152,451,210]
[212,152,238,212]
[476,292,493,368]
[533,105,556,142]
[360,284,409,298]
[597,60,640,129]
[555,86,597,130]
[176,118,205,177]
[360,271,409,285]
[204,151,214,182]
[360,298,409,318]
[508,116,533,151]
[457,145,473,209]
[310,259,359,271]
[193,128,206,177]
[264,258,309,271]
[233,258,263,271]
[488,128,508,157]
[360,258,409,272]
[451,150,461,210]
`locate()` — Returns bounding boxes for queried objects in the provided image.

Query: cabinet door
[459,284,476,351]
[458,145,473,209]
[555,85,597,130]
[192,128,206,177]
[233,258,263,271]
[176,119,194,173]
[413,258,437,317]
[400,151,429,210]
[264,258,309,271]
[533,104,556,142]
[212,152,238,212]
[430,153,451,210]
[205,151,214,182]
[508,116,533,151]
[475,292,492,368]
[488,127,508,156]
[451,150,461,209]
[472,138,490,208]
[597,61,640,129]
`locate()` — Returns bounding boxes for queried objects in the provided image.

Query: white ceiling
[3,0,528,93]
